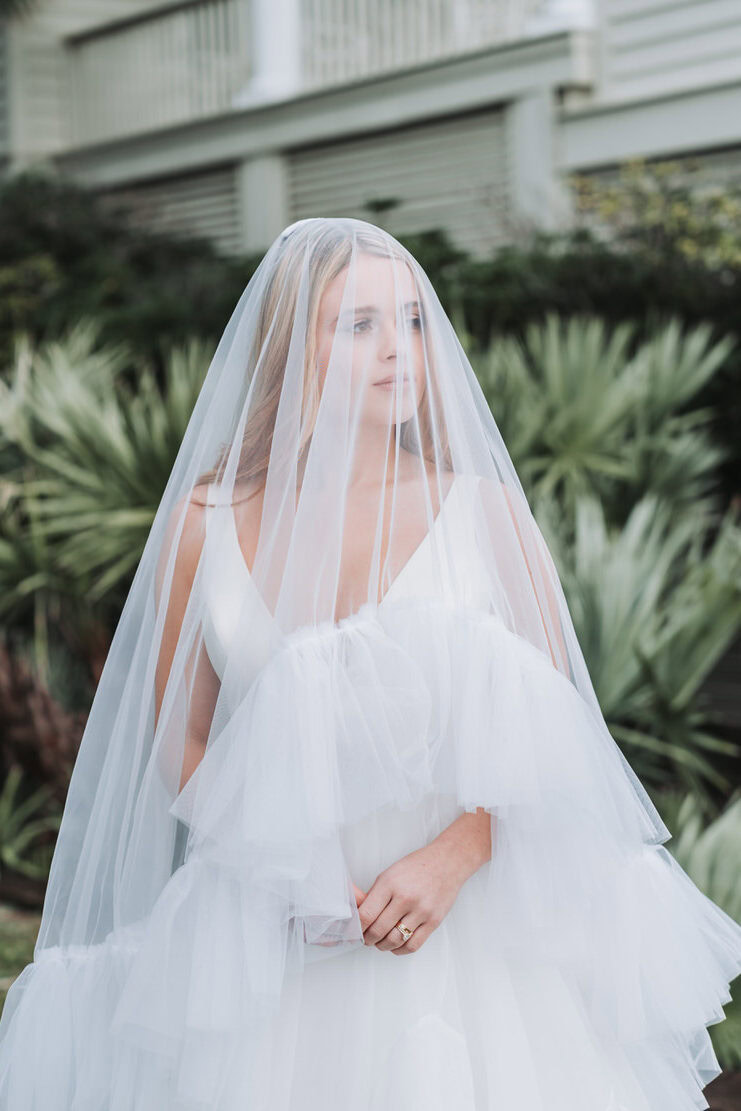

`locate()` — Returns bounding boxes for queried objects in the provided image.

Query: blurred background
[0,0,739,1103]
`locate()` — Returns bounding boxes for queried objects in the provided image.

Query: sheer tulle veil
[0,215,739,1109]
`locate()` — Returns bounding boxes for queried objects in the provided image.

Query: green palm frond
[473,313,733,521]
[475,314,638,500]
[0,320,210,606]
[0,767,60,881]
[535,491,741,797]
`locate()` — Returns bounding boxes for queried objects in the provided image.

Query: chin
[368,396,419,424]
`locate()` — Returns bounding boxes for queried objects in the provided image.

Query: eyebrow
[333,300,421,323]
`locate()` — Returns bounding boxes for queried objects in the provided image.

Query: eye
[410,315,422,331]
[352,318,373,334]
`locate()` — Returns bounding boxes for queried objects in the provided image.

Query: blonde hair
[197,221,451,495]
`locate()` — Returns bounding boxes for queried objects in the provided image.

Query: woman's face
[314,252,426,426]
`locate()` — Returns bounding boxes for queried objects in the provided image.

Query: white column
[233,0,302,105]
[504,88,568,234]
[236,153,291,254]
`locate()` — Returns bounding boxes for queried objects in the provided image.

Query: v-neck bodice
[200,474,491,687]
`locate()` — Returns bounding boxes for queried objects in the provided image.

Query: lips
[373,375,411,387]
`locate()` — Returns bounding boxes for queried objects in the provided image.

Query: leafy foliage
[538,494,741,799]
[0,170,255,368]
[1,312,739,803]
[0,767,60,881]
[0,320,210,605]
[473,313,733,519]
[473,313,741,798]
[570,155,741,271]
[1,165,738,497]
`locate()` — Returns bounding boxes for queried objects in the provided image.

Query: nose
[378,317,400,360]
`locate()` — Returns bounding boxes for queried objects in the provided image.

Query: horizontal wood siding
[287,108,510,258]
[9,0,153,157]
[601,0,741,101]
[68,0,250,145]
[97,164,241,256]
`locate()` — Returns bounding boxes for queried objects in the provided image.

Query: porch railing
[66,0,552,146]
[300,0,542,88]
[67,0,252,146]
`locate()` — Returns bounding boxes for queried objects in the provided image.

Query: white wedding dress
[1,473,740,1111]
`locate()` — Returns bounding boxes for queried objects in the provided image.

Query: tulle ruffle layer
[1,599,739,1110]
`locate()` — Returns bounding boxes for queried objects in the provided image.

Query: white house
[1,0,740,257]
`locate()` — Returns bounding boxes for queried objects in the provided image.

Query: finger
[389,919,434,956]
[370,900,423,951]
[362,893,407,946]
[357,883,393,937]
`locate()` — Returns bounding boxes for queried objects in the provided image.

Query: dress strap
[203,484,232,549]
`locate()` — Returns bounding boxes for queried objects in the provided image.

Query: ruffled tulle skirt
[1,599,740,1109]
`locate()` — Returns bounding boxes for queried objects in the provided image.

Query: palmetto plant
[535,491,741,799]
[0,767,60,881]
[476,314,638,502]
[474,313,733,522]
[0,318,210,606]
[1,315,740,802]
[0,325,131,678]
[473,312,741,797]
[619,317,735,511]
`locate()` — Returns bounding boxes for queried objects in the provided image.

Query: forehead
[320,252,417,316]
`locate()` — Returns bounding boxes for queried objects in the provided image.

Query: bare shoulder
[157,486,211,597]
[177,484,213,540]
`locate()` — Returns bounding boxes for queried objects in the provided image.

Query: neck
[347,424,408,489]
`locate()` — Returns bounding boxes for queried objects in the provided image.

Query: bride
[0,216,739,1110]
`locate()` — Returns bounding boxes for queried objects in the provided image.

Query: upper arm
[154,490,221,788]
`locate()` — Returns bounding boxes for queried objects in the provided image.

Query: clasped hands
[305,809,491,956]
